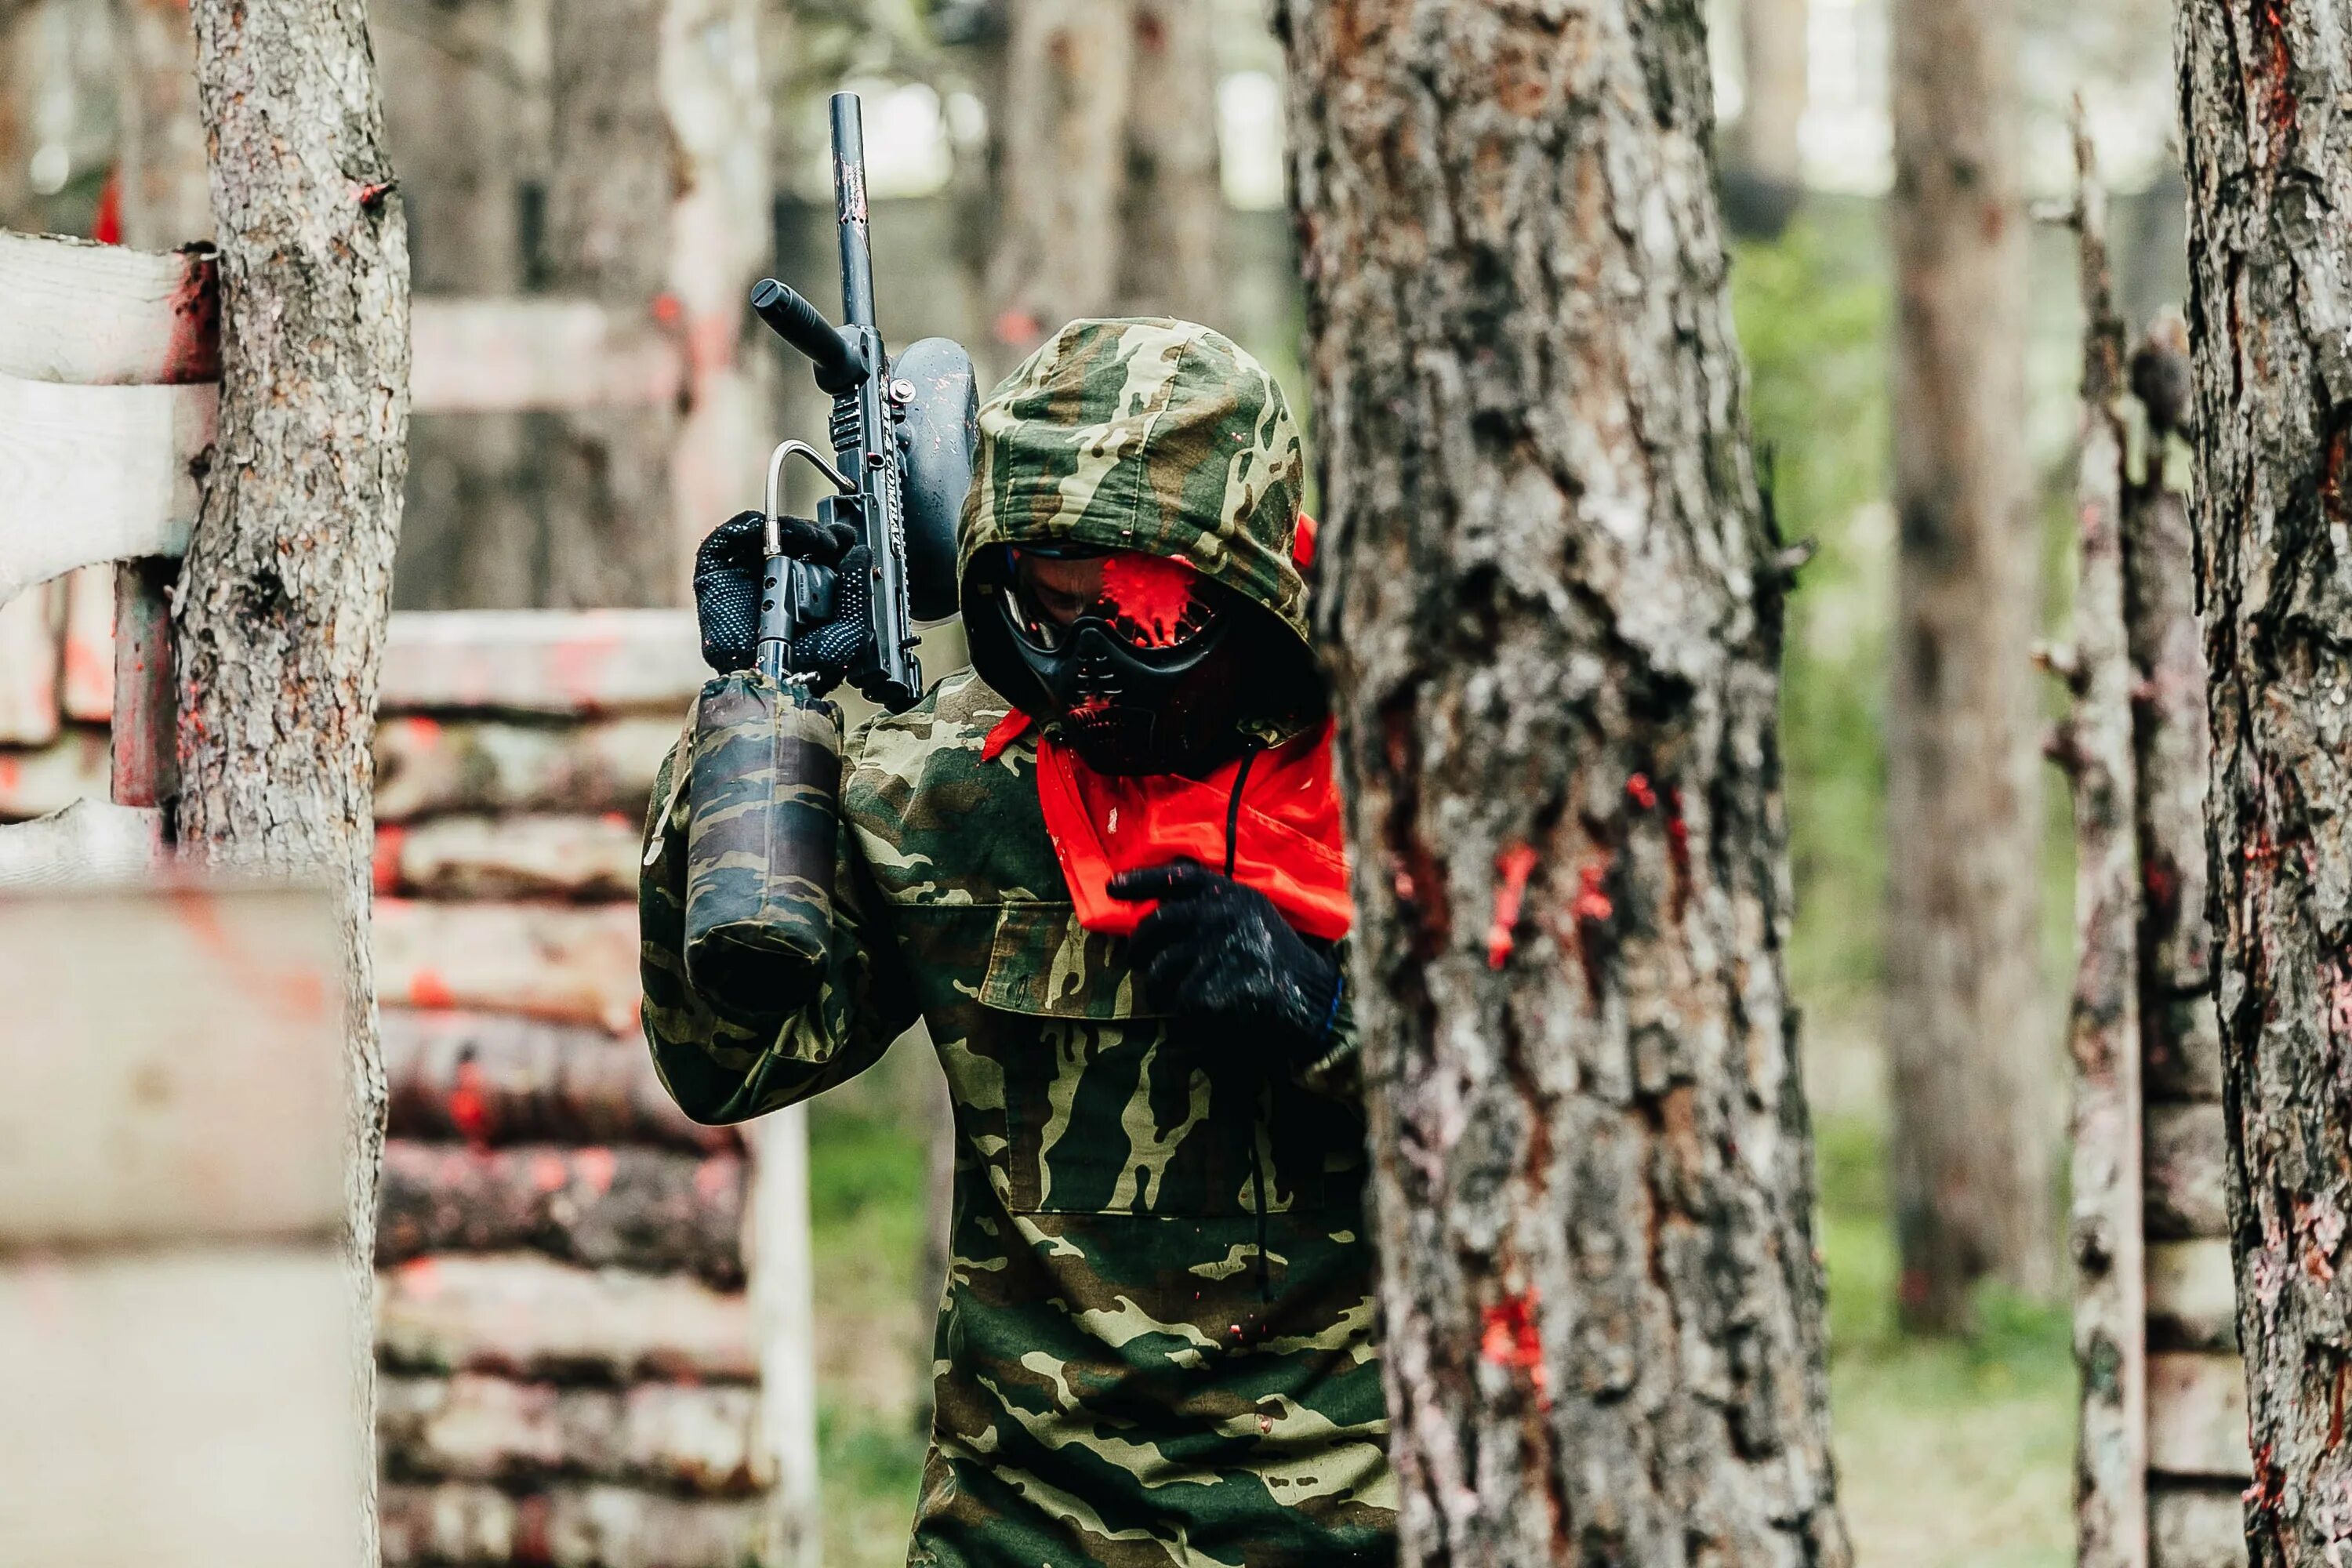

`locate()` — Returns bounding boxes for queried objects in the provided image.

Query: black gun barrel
[829,93,877,329]
[750,278,866,393]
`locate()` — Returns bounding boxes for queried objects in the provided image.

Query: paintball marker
[677,91,977,1016]
[749,91,975,711]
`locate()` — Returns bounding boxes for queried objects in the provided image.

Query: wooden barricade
[2061,129,2246,1568]
[0,882,358,1568]
[371,608,817,1568]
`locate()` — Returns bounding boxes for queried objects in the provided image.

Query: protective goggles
[1000,546,1222,655]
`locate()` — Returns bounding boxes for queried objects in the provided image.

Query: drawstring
[1226,746,1274,1305]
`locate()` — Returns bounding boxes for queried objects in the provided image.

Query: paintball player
[639,319,1395,1566]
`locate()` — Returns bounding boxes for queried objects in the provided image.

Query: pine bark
[2176,0,2352,1557]
[1114,0,1220,322]
[180,0,411,1555]
[1884,0,2052,1333]
[1277,3,1848,1563]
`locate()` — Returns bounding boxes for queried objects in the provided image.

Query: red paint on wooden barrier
[372,823,407,894]
[408,967,456,1010]
[448,1056,492,1149]
[574,1146,617,1197]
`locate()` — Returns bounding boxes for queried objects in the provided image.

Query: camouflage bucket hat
[959,318,1311,648]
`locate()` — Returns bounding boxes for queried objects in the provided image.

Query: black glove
[691,510,867,687]
[1108,860,1344,1053]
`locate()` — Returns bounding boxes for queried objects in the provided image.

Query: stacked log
[371,608,789,1568]
[2061,123,2246,1568]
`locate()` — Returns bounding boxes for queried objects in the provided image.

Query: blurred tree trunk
[2176,5,2352,1561]
[379,0,546,610]
[1113,0,1218,322]
[983,0,1131,359]
[180,0,410,1557]
[538,0,678,607]
[114,0,211,245]
[1279,2,1849,1563]
[1884,0,2051,1334]
[0,5,34,230]
[1726,0,1806,238]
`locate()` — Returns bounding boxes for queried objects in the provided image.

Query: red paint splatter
[695,1158,738,1202]
[651,292,684,325]
[1100,554,1203,648]
[1571,865,1613,923]
[92,168,121,243]
[353,180,394,210]
[514,1493,554,1566]
[1479,1288,1550,1406]
[398,1257,442,1299]
[993,309,1044,348]
[575,1147,618,1197]
[1486,843,1539,969]
[408,967,456,1010]
[372,824,407,895]
[531,1152,569,1194]
[1625,773,1657,810]
[448,1056,491,1149]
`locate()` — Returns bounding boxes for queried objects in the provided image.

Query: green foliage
[1730,201,1896,1019]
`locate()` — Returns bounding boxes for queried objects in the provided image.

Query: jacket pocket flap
[975,902,1163,1019]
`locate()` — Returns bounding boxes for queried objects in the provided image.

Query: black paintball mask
[968,543,1307,777]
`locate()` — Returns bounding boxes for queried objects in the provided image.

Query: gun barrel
[829,93,877,329]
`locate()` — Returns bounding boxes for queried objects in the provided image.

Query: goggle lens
[1004,549,1218,653]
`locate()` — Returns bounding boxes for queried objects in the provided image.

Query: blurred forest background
[0,0,2190,1561]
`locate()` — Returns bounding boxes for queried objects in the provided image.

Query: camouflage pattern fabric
[642,321,1393,1566]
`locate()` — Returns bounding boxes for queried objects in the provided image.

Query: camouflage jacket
[641,321,1396,1566]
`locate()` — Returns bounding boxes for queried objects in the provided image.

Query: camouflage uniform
[641,321,1396,1566]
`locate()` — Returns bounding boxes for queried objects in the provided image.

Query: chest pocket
[978,902,1260,1217]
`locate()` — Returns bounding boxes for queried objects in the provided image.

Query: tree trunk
[377,0,545,610]
[114,0,212,248]
[983,0,1131,358]
[2175,2,2352,1558]
[537,0,679,608]
[1277,3,1849,1563]
[1884,0,2051,1334]
[180,1,411,1557]
[1113,0,1219,322]
[1727,0,1806,238]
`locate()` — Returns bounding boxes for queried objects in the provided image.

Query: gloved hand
[691,510,871,690]
[1108,860,1344,1052]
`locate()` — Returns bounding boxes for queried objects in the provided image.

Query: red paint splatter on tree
[1479,1287,1550,1406]
[1571,865,1613,924]
[398,1257,442,1299]
[1099,554,1203,648]
[353,180,394,211]
[651,292,684,325]
[92,168,121,244]
[1625,773,1657,810]
[1486,843,1539,969]
[575,1146,618,1197]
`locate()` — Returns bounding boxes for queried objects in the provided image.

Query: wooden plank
[0,1246,359,1568]
[747,1109,818,1555]
[2148,1102,2231,1240]
[376,812,644,902]
[373,714,679,823]
[2149,1240,2239,1353]
[0,799,165,891]
[379,1140,747,1287]
[376,1253,757,1383]
[0,372,212,611]
[379,1373,760,1497]
[381,608,703,716]
[410,296,684,415]
[373,898,643,1033]
[0,724,109,819]
[59,563,115,720]
[379,1479,762,1568]
[0,231,219,386]
[2149,1351,2253,1479]
[0,884,343,1249]
[2150,1485,2251,1568]
[382,1007,735,1155]
[0,577,60,745]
